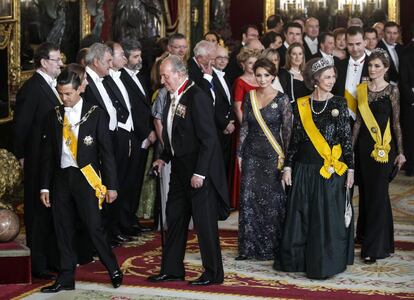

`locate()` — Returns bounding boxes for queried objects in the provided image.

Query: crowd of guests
[11,11,414,292]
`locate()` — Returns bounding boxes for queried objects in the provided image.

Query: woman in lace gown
[352,49,406,264]
[276,57,354,279]
[237,58,292,260]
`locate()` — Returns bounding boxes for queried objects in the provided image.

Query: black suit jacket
[278,45,288,69]
[213,72,235,131]
[13,72,60,161]
[41,101,117,191]
[303,37,318,61]
[377,40,402,83]
[160,81,230,219]
[84,74,109,118]
[224,44,243,86]
[399,42,414,107]
[102,75,130,124]
[120,68,152,141]
[333,56,369,97]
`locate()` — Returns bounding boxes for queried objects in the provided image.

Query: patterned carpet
[3,172,414,300]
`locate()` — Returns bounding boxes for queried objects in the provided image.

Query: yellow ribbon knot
[320,144,348,179]
[371,143,391,163]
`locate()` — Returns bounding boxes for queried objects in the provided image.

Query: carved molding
[203,0,210,35]
[80,0,91,38]
[0,23,13,49]
[388,0,400,23]
[263,0,275,32]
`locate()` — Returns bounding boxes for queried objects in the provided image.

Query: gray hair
[121,38,142,59]
[162,54,188,76]
[193,40,217,57]
[85,43,112,66]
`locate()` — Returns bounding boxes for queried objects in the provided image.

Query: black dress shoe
[235,255,248,261]
[32,271,56,280]
[147,274,185,282]
[114,234,131,243]
[189,277,222,286]
[110,270,123,288]
[110,240,121,248]
[41,282,75,293]
[364,257,377,264]
[133,223,152,233]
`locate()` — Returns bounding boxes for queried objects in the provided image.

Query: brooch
[175,104,187,118]
[83,135,94,146]
[271,102,278,109]
[378,149,385,158]
[331,109,339,117]
[371,127,377,133]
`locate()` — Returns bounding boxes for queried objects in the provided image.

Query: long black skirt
[275,162,354,279]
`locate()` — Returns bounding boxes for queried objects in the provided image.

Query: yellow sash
[344,90,358,117]
[357,82,391,163]
[62,113,107,209]
[297,96,348,179]
[250,90,284,170]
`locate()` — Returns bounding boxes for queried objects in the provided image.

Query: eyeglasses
[47,57,62,63]
[216,56,229,61]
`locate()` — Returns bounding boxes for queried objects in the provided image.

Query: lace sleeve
[338,99,354,169]
[352,111,362,149]
[280,93,293,152]
[237,95,250,157]
[390,86,404,154]
[285,103,302,168]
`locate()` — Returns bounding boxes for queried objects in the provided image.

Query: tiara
[311,56,335,74]
[371,48,389,59]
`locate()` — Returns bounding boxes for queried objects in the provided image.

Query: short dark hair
[284,22,303,34]
[168,33,186,45]
[121,38,142,59]
[203,31,220,42]
[57,68,81,90]
[333,27,347,40]
[76,48,89,65]
[260,32,282,48]
[66,63,85,79]
[266,15,283,30]
[346,26,364,39]
[384,21,400,33]
[253,58,277,77]
[318,32,334,47]
[241,24,259,36]
[364,27,378,38]
[33,42,59,69]
[79,34,101,49]
[367,50,390,69]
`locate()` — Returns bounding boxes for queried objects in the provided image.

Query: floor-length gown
[354,85,403,259]
[238,91,292,260]
[275,96,354,279]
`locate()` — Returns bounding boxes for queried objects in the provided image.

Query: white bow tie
[215,69,225,77]
[50,79,57,88]
[64,107,75,112]
[112,71,121,80]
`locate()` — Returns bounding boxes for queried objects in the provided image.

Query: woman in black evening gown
[352,49,406,264]
[237,58,292,260]
[276,57,354,279]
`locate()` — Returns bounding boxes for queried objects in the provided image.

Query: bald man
[303,17,320,60]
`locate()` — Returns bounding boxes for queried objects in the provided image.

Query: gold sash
[357,82,391,163]
[344,90,357,117]
[250,90,284,170]
[62,112,107,209]
[297,96,348,179]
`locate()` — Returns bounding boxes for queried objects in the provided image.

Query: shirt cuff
[40,189,49,193]
[203,74,213,82]
[193,173,206,180]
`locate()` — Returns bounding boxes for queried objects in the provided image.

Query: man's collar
[382,38,396,47]
[349,53,366,65]
[36,69,54,85]
[64,98,83,113]
[109,68,121,79]
[283,41,290,49]
[124,67,139,77]
[213,67,225,77]
[86,66,103,82]
[172,77,189,98]
[304,35,318,43]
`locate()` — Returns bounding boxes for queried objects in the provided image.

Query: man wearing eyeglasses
[13,42,64,280]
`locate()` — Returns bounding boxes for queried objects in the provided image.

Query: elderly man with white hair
[147,55,230,286]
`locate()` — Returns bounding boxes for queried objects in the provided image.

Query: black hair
[266,15,283,30]
[253,58,277,77]
[284,22,303,34]
[318,32,334,47]
[56,68,81,90]
[33,42,59,69]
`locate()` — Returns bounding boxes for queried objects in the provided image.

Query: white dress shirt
[36,69,61,103]
[320,50,333,59]
[304,35,318,55]
[382,39,399,72]
[124,67,146,96]
[213,67,231,104]
[346,54,366,119]
[109,69,134,132]
[60,99,83,169]
[86,66,117,131]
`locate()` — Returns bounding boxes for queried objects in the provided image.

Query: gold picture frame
[0,0,13,20]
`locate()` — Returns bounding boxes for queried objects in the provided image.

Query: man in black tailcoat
[148,55,230,286]
[13,42,62,279]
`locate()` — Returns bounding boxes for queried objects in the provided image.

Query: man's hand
[224,120,235,134]
[395,153,406,170]
[106,190,118,203]
[152,159,166,173]
[40,192,51,208]
[191,176,204,188]
[147,130,157,144]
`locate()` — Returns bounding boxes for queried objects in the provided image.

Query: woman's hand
[282,168,292,188]
[394,153,406,170]
[237,156,242,172]
[346,169,354,189]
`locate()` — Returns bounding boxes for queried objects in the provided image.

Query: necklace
[310,95,329,115]
[289,68,301,75]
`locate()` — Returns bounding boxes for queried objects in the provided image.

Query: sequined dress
[237,91,292,260]
[353,85,403,259]
[275,96,354,279]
